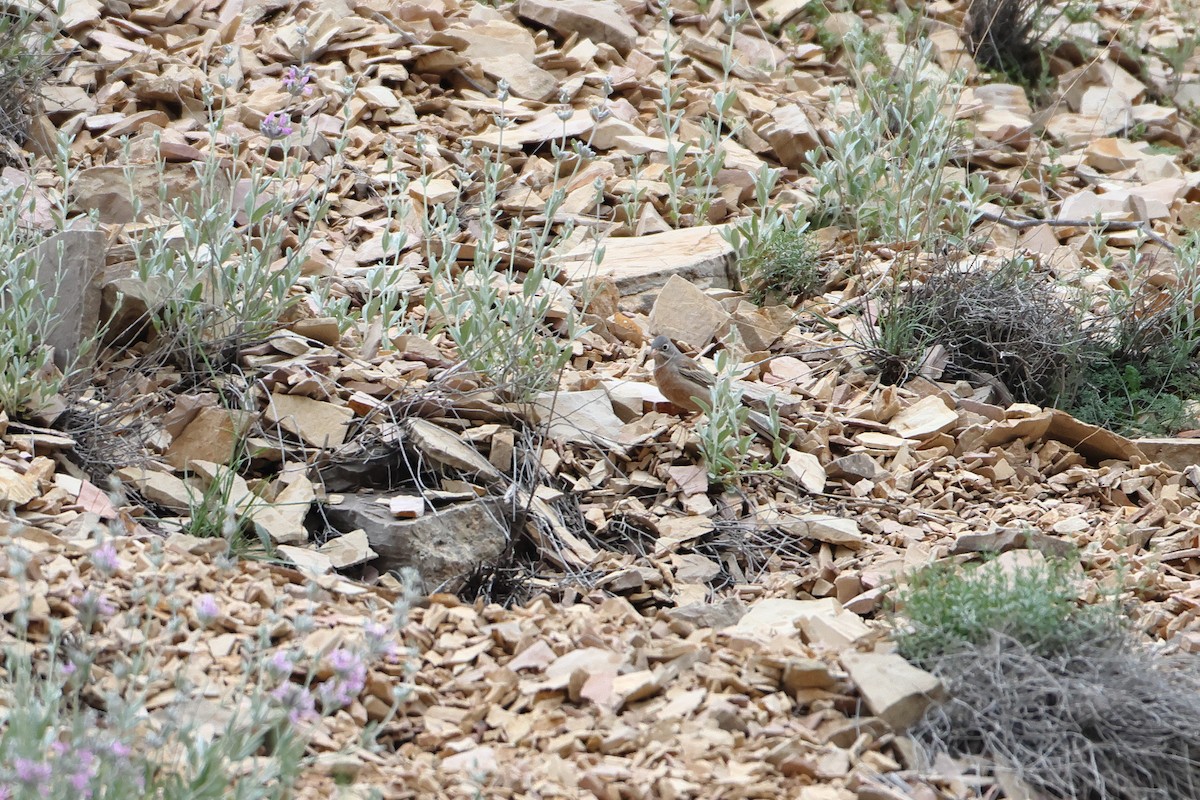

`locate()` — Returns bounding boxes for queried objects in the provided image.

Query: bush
[1070,239,1200,435]
[963,0,1056,89]
[897,557,1200,800]
[741,223,821,304]
[806,31,989,247]
[0,184,62,417]
[0,536,413,800]
[888,255,1093,408]
[895,554,1118,664]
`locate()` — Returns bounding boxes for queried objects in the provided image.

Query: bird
[649,334,791,443]
[649,334,717,413]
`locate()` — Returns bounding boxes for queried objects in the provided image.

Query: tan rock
[265,393,354,449]
[783,449,827,493]
[758,104,821,169]
[783,514,865,548]
[841,650,946,730]
[516,0,636,53]
[889,396,958,439]
[648,274,730,349]
[166,407,255,470]
[115,466,196,513]
[734,597,871,647]
[1134,438,1200,472]
[566,226,737,314]
[0,465,40,506]
[1084,137,1148,172]
[319,529,377,569]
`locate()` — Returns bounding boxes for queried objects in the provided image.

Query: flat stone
[1084,137,1148,172]
[516,0,637,53]
[950,527,1075,558]
[648,274,731,349]
[734,597,871,647]
[1135,438,1200,472]
[1046,410,1144,465]
[567,226,737,314]
[826,453,888,482]
[115,466,196,513]
[476,53,558,101]
[277,545,333,576]
[782,658,835,694]
[265,393,354,449]
[779,514,865,548]
[664,596,747,631]
[34,228,106,369]
[166,406,255,470]
[403,417,503,484]
[323,494,509,592]
[841,650,946,730]
[71,163,230,224]
[758,104,821,169]
[889,396,958,440]
[531,389,635,447]
[318,529,376,569]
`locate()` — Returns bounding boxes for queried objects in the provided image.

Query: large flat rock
[1136,438,1200,472]
[564,226,737,313]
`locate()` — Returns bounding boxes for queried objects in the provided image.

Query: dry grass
[903,256,1092,407]
[913,633,1200,800]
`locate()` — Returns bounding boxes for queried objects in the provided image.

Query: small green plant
[899,555,1200,800]
[423,146,580,402]
[0,187,63,417]
[0,3,55,146]
[895,553,1119,664]
[0,537,413,800]
[806,31,985,247]
[739,221,820,304]
[419,83,592,403]
[129,77,337,379]
[694,351,758,485]
[0,133,100,419]
[826,279,938,387]
[1070,234,1200,435]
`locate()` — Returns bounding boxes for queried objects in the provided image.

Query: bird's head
[649,335,677,364]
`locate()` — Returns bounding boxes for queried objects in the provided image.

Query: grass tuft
[898,556,1200,800]
[741,223,821,305]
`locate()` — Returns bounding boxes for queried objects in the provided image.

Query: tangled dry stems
[906,257,1091,407]
[913,633,1200,800]
[964,0,1054,86]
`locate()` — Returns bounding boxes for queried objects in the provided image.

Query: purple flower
[91,542,119,575]
[282,65,314,96]
[0,786,11,800]
[73,589,115,620]
[69,769,91,794]
[194,594,220,625]
[60,661,76,676]
[268,649,296,678]
[260,111,294,140]
[318,679,353,709]
[365,622,398,659]
[327,648,360,676]
[109,741,132,760]
[270,683,317,725]
[14,757,51,794]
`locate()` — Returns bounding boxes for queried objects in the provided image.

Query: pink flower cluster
[319,648,367,710]
[260,111,294,140]
[282,65,315,96]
